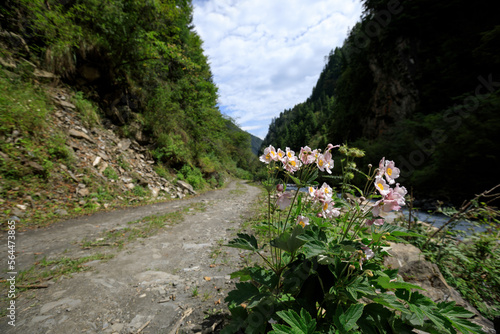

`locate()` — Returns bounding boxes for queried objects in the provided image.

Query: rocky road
[1,179,261,333]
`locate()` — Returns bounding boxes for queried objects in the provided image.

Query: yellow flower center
[290,160,296,167]
[278,152,284,158]
[323,202,328,211]
[387,167,392,176]
[377,182,384,191]
[266,154,271,160]
[287,152,293,158]
[299,220,306,228]
[318,160,324,167]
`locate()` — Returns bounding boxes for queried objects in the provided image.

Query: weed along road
[0,179,261,333]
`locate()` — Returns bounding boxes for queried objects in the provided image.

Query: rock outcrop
[385,242,495,333]
[0,85,201,225]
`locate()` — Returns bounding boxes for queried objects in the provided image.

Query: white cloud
[192,0,363,139]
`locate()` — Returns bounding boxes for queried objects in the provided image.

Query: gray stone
[27,161,45,174]
[111,323,124,332]
[69,129,94,143]
[177,180,196,195]
[55,209,68,216]
[97,151,110,160]
[92,156,101,167]
[16,204,27,211]
[150,187,160,198]
[34,69,56,79]
[384,242,494,331]
[117,139,131,151]
[77,188,90,197]
[11,208,24,217]
[39,298,81,314]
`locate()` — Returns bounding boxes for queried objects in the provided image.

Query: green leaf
[376,275,424,291]
[352,276,377,296]
[225,282,260,306]
[358,303,393,334]
[418,306,452,333]
[380,224,426,239]
[437,301,485,334]
[339,240,358,253]
[221,306,248,334]
[370,293,409,314]
[271,225,306,253]
[269,324,296,334]
[301,239,329,258]
[288,174,303,187]
[342,304,365,331]
[230,268,252,281]
[270,309,319,334]
[306,169,318,184]
[226,233,259,251]
[407,304,426,327]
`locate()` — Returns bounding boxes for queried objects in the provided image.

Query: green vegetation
[0,0,259,200]
[9,253,113,291]
[420,230,500,320]
[223,145,484,333]
[261,0,500,203]
[80,208,197,249]
[0,0,261,229]
[0,69,64,181]
[406,187,500,320]
[191,286,199,297]
[73,91,100,128]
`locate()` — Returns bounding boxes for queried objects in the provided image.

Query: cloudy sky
[192,0,363,139]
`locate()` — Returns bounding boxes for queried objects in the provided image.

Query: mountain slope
[0,0,258,178]
[261,0,500,201]
[0,0,259,228]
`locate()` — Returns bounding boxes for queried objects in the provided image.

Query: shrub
[177,164,206,190]
[222,144,484,334]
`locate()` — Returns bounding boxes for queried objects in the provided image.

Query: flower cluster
[372,158,407,218]
[260,144,338,174]
[308,182,340,218]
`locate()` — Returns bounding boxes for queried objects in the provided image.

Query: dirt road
[1,179,261,333]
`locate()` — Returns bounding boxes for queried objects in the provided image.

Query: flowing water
[285,185,489,235]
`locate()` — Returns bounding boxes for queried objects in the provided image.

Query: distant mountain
[250,134,263,156]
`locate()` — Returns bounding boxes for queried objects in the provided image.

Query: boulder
[117,139,131,151]
[77,188,90,197]
[177,180,196,195]
[69,129,94,143]
[385,242,494,332]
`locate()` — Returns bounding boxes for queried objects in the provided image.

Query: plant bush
[407,193,500,321]
[222,144,485,334]
[73,91,100,128]
[177,164,206,190]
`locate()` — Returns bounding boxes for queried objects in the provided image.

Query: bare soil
[0,179,261,333]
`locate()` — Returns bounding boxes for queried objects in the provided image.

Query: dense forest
[262,0,500,202]
[0,0,259,181]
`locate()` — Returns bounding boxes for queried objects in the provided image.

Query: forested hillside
[262,0,500,202]
[0,0,259,180]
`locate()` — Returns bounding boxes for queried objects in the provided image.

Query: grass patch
[8,253,113,292]
[72,91,100,128]
[80,203,205,250]
[81,212,182,249]
[229,186,247,196]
